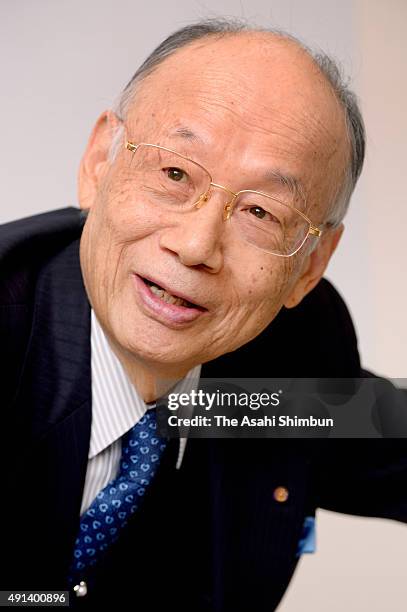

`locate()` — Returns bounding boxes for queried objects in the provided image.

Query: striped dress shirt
[79,308,201,516]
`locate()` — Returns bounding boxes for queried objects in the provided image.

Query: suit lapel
[10,238,92,586]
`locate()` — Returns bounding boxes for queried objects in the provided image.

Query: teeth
[150,285,164,298]
[149,283,190,307]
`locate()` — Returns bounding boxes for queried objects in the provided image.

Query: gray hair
[108,18,365,229]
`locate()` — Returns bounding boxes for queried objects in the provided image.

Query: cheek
[246,262,292,307]
[240,259,296,329]
[211,260,293,356]
[86,171,170,270]
[101,173,160,242]
[219,261,289,339]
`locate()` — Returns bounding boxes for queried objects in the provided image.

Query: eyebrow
[170,126,307,202]
[172,126,204,143]
[263,169,306,203]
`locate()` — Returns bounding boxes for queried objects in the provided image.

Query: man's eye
[165,167,187,182]
[248,206,280,223]
[249,206,266,219]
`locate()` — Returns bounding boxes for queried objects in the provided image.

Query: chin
[109,315,192,365]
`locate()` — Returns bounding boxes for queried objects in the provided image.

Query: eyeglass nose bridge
[194,182,238,221]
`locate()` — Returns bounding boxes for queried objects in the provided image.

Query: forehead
[126,33,349,210]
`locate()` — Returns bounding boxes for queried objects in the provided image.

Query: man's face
[79,33,348,375]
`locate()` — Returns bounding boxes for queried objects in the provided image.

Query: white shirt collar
[89,308,201,469]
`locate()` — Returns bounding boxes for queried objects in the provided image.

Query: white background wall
[1,1,406,609]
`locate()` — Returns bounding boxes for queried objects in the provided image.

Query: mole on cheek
[261,265,273,278]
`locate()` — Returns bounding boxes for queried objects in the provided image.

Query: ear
[283,223,344,309]
[78,110,122,210]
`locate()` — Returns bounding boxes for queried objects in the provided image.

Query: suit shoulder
[0,206,85,305]
[0,207,86,405]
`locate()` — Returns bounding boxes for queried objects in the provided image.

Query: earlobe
[283,224,344,309]
[77,110,122,210]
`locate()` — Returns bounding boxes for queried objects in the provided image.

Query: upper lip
[136,273,208,310]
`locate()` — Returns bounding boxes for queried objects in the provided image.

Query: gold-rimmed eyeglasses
[125,141,323,257]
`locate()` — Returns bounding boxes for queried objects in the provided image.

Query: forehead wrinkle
[139,71,338,160]
[189,93,329,160]
[162,60,337,151]
[139,35,345,154]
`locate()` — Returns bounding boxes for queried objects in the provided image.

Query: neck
[106,336,191,403]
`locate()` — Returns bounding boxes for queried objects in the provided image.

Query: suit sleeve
[313,370,407,522]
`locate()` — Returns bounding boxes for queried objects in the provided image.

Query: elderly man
[1,18,406,612]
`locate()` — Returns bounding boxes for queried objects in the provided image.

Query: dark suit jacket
[1,207,407,611]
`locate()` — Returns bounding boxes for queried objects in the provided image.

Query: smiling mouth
[140,276,204,310]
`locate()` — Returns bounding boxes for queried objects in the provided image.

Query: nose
[158,190,231,272]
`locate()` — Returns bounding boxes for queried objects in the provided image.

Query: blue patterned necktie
[67,407,168,588]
